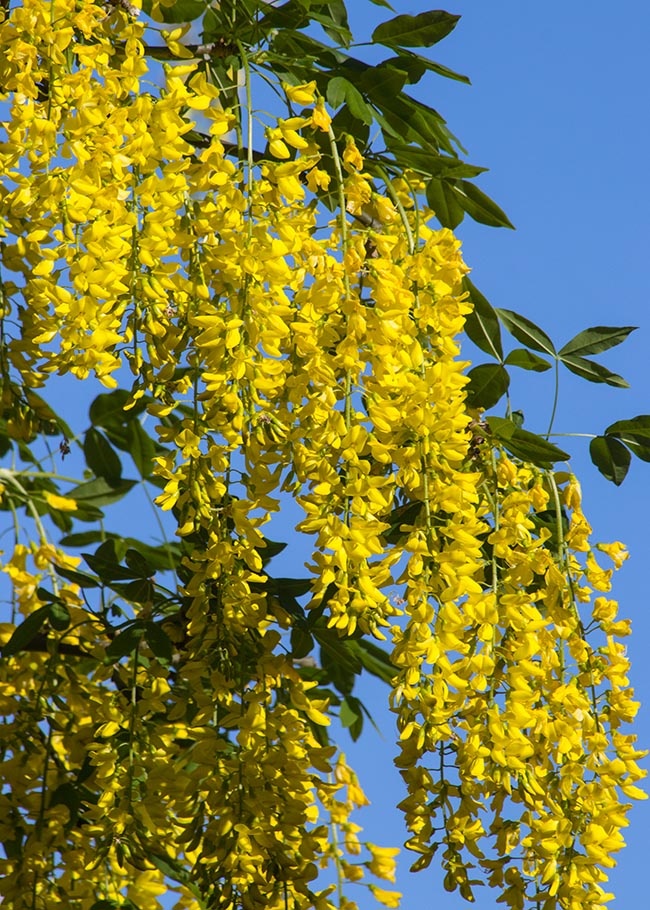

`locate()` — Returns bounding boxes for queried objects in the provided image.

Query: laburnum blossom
[0,3,645,910]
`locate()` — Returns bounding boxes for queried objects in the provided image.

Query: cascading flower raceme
[0,2,645,909]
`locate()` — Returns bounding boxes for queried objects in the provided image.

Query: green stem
[237,41,254,232]
[141,479,179,586]
[126,643,141,810]
[5,494,21,623]
[8,470,82,483]
[547,470,567,682]
[0,471,59,592]
[546,358,560,438]
[546,433,595,439]
[328,772,344,910]
[547,471,601,729]
[327,127,353,523]
[380,166,414,255]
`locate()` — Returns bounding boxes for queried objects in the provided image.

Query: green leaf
[144,622,173,663]
[109,578,156,605]
[372,10,460,48]
[357,60,409,97]
[355,638,395,685]
[380,500,424,546]
[124,548,156,578]
[290,627,314,660]
[84,427,122,484]
[604,415,650,462]
[35,586,60,603]
[329,105,371,151]
[24,390,73,439]
[326,76,374,124]
[122,539,180,572]
[589,436,631,486]
[260,537,287,565]
[371,90,459,156]
[257,0,311,32]
[462,278,503,360]
[48,601,71,632]
[464,364,510,410]
[496,309,556,356]
[454,179,514,229]
[605,415,650,436]
[559,325,637,357]
[504,348,552,372]
[426,178,464,229]
[271,578,312,598]
[45,502,74,535]
[69,502,105,524]
[125,421,156,479]
[148,851,199,894]
[255,577,311,626]
[2,606,50,657]
[83,541,138,582]
[327,75,348,109]
[67,477,136,508]
[340,695,363,740]
[53,564,101,589]
[317,634,361,695]
[143,0,207,24]
[560,355,629,388]
[89,390,133,428]
[488,417,570,466]
[105,623,145,661]
[420,58,471,85]
[59,531,106,548]
[61,532,180,572]
[383,143,486,180]
[49,780,82,822]
[313,1,353,47]
[383,52,470,86]
[269,29,343,71]
[530,507,569,552]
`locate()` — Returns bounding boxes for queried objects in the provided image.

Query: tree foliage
[0,2,646,909]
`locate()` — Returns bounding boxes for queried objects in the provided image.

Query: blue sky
[339,2,650,908]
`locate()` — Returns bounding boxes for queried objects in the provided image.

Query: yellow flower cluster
[393,461,645,907]
[0,2,645,910]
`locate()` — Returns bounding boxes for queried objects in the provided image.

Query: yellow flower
[596,540,629,568]
[282,80,317,105]
[343,136,364,171]
[43,491,78,511]
[311,99,332,131]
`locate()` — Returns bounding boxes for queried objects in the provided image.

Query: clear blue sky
[340,3,650,909]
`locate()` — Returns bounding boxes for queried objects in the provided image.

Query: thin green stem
[0,471,59,592]
[547,471,602,729]
[5,494,21,622]
[126,643,141,809]
[327,127,353,523]
[546,433,595,439]
[237,41,254,237]
[140,479,178,586]
[546,358,560,438]
[547,470,567,682]
[328,772,345,910]
[379,166,414,254]
[8,470,82,483]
